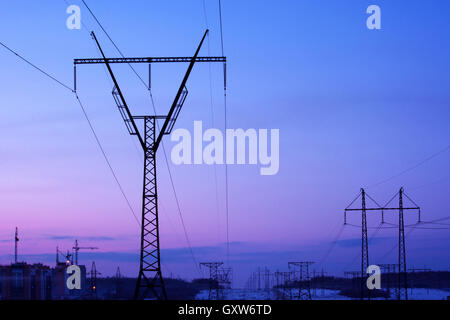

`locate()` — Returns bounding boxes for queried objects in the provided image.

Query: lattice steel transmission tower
[75,30,225,300]
[383,188,420,300]
[398,188,407,300]
[345,187,421,300]
[272,271,293,300]
[200,262,224,300]
[89,261,101,299]
[288,261,314,300]
[218,267,232,290]
[344,188,376,299]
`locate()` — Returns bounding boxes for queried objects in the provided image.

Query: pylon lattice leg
[398,188,408,300]
[361,189,369,300]
[134,117,167,300]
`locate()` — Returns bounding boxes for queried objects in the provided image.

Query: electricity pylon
[75,30,225,300]
[200,262,224,300]
[89,261,101,299]
[288,261,314,300]
[345,187,421,300]
[344,188,375,299]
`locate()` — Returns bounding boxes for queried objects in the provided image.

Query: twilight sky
[0,0,449,286]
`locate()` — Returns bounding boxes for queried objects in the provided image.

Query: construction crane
[56,247,73,265]
[73,239,98,265]
[75,29,226,300]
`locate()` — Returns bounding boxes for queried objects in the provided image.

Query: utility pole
[72,239,98,265]
[14,227,18,264]
[76,30,225,300]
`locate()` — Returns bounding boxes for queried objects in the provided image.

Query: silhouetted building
[0,262,87,300]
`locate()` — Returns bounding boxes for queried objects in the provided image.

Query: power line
[410,175,450,191]
[203,0,222,257]
[0,36,140,227]
[367,144,450,189]
[148,86,202,277]
[218,0,225,57]
[316,223,345,268]
[74,94,140,226]
[80,0,149,90]
[377,226,416,262]
[345,223,396,229]
[80,0,202,276]
[161,142,202,275]
[218,0,230,266]
[65,0,144,167]
[0,41,73,92]
[342,222,385,271]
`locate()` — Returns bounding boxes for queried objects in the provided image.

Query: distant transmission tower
[200,262,227,300]
[218,267,232,290]
[115,266,122,298]
[288,261,314,300]
[345,187,421,300]
[382,188,420,300]
[89,261,101,299]
[344,188,376,300]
